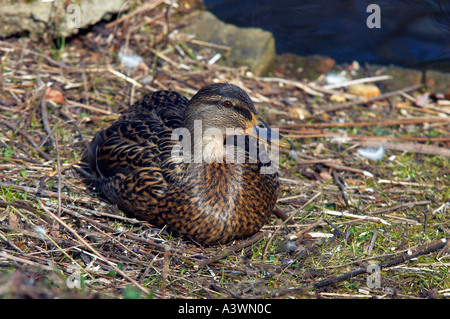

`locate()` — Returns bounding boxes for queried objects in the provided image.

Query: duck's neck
[196,136,225,163]
[183,119,226,164]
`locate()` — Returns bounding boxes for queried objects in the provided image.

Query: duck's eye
[223,100,233,108]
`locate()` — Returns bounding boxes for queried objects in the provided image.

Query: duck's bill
[242,115,294,150]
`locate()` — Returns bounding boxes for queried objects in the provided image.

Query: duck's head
[182,83,294,163]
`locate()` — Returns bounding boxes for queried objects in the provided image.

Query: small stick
[381,142,450,158]
[378,179,435,188]
[40,88,55,148]
[323,75,392,90]
[381,238,447,268]
[66,99,118,116]
[108,68,143,88]
[394,102,445,116]
[322,218,346,239]
[52,128,63,220]
[323,209,390,225]
[257,76,324,97]
[39,119,62,149]
[0,251,55,272]
[285,151,374,177]
[289,219,324,240]
[160,246,170,298]
[148,47,180,68]
[367,230,378,255]
[332,169,349,206]
[183,38,232,51]
[273,207,292,223]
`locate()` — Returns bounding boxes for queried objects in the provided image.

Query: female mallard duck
[86,83,293,245]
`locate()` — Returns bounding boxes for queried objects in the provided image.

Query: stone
[367,64,423,92]
[288,107,311,120]
[425,70,450,95]
[182,11,275,76]
[0,0,133,38]
[347,83,381,98]
[274,53,335,81]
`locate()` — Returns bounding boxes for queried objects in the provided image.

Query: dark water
[204,0,450,71]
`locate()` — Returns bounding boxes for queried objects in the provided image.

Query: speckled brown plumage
[85,83,290,245]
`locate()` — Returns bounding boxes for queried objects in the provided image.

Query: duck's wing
[86,90,188,218]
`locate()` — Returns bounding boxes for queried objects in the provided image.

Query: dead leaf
[45,87,65,104]
[8,211,19,228]
[314,142,325,155]
[319,171,332,181]
[415,92,430,107]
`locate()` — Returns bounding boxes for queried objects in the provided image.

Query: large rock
[182,11,275,76]
[425,70,450,95]
[367,64,423,92]
[0,0,133,38]
[273,53,335,81]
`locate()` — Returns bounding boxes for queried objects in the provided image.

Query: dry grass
[0,1,449,299]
